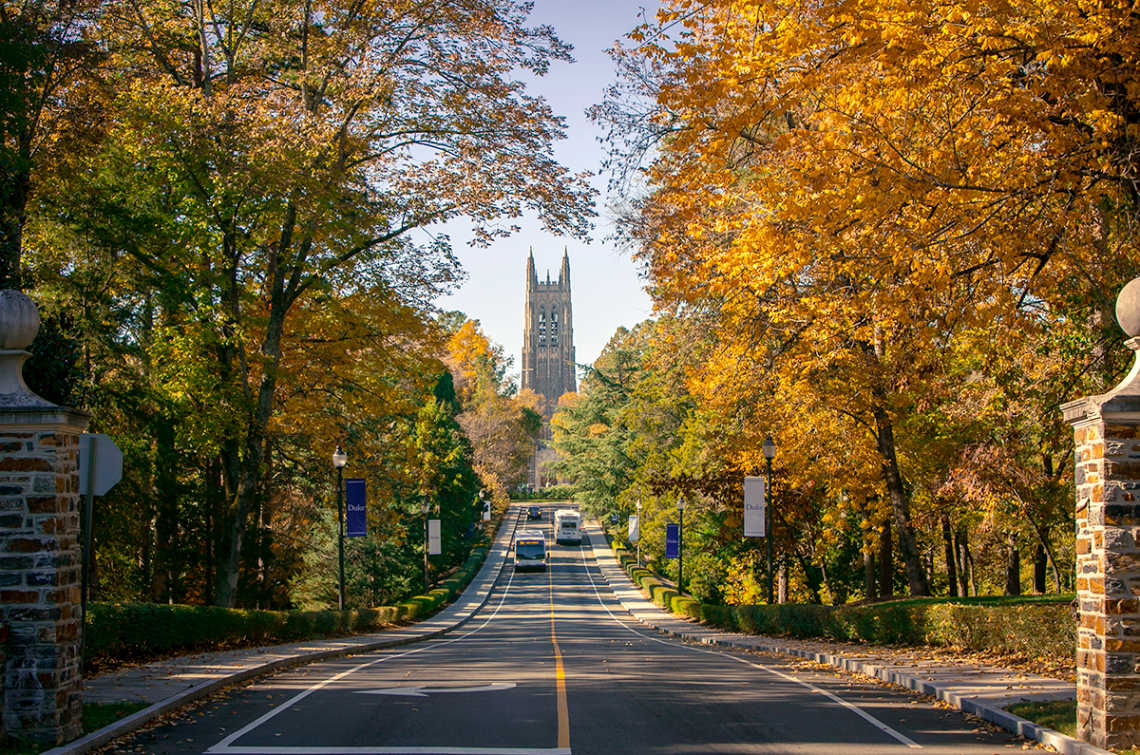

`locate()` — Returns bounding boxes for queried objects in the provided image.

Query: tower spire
[521,248,576,488]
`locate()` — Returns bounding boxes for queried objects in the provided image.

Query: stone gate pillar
[0,290,90,744]
[1063,278,1140,750]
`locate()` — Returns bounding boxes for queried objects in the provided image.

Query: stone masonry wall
[0,425,83,744]
[1073,417,1140,750]
[0,623,7,743]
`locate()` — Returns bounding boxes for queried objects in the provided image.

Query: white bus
[513,529,547,571]
[554,509,582,545]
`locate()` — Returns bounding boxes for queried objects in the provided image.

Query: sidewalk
[581,522,1102,755]
[52,510,1100,755]
[47,508,522,755]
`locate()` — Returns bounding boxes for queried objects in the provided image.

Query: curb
[586,525,1109,755]
[43,511,521,755]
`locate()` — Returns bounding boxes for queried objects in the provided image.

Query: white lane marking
[578,533,923,750]
[209,523,524,755]
[356,683,517,697]
[214,748,569,754]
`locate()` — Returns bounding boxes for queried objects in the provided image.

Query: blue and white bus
[554,509,582,545]
[513,529,547,571]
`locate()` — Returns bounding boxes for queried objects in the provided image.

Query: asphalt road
[103,504,1029,755]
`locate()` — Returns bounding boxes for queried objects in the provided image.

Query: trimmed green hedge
[86,546,488,668]
[611,544,1075,661]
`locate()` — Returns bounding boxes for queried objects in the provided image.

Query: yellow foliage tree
[594,0,1140,596]
[443,317,543,497]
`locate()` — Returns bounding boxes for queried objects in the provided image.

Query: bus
[554,509,582,545]
[513,529,547,571]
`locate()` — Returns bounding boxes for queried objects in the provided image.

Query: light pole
[677,495,686,593]
[421,497,430,592]
[762,435,777,605]
[332,445,347,611]
[636,500,642,569]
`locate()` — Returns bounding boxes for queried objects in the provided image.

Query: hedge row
[85,545,489,668]
[611,544,1076,661]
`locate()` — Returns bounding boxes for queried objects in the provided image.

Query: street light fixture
[421,497,430,592]
[762,435,777,605]
[332,445,348,611]
[677,495,687,593]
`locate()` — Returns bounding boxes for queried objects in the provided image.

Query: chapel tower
[521,249,576,487]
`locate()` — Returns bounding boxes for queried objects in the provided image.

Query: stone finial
[1118,277,1140,340]
[1118,277,1140,341]
[0,290,53,407]
[0,289,40,349]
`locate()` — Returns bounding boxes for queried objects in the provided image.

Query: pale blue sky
[433,0,657,386]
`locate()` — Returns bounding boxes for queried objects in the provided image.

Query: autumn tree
[0,0,105,289]
[589,0,1140,597]
[551,324,649,514]
[25,0,595,606]
[443,317,542,497]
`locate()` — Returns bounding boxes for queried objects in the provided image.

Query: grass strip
[1007,699,1077,739]
[1007,699,1140,755]
[0,702,150,755]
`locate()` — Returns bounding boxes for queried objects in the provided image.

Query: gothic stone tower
[521,249,576,487]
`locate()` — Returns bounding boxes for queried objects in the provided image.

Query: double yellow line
[549,548,570,750]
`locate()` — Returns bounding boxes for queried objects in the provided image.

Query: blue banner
[345,478,366,537]
[665,522,679,559]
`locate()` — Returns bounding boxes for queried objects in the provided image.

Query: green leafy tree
[25,0,595,607]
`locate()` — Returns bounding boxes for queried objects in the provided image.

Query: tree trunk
[955,526,973,597]
[205,458,224,606]
[1005,532,1021,596]
[872,404,930,596]
[214,443,249,606]
[778,557,788,604]
[941,514,958,597]
[879,520,894,598]
[1024,511,1062,594]
[258,442,274,609]
[142,511,154,600]
[151,412,179,602]
[864,547,877,601]
[790,547,823,604]
[214,226,291,607]
[1034,541,1048,594]
[1041,453,1063,593]
[819,558,834,604]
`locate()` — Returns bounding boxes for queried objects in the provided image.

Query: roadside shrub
[86,546,488,669]
[609,541,1074,661]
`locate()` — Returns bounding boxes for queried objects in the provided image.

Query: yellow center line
[549,547,570,750]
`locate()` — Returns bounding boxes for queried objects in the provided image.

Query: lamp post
[636,500,642,568]
[421,497,430,591]
[677,495,686,592]
[332,445,348,611]
[762,435,777,605]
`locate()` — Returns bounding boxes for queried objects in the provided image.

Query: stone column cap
[0,405,92,429]
[1063,338,1140,423]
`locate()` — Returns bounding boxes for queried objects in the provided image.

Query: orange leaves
[625,0,1140,343]
[586,0,1140,596]
[441,317,538,491]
